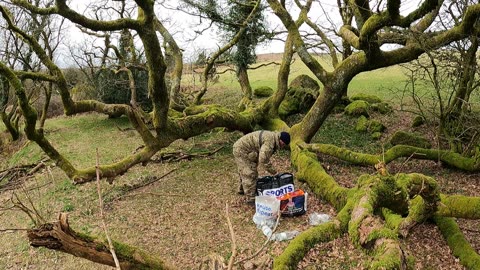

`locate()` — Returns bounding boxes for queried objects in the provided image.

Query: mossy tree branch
[273,221,342,269]
[154,18,184,110]
[435,216,480,269]
[306,143,480,171]
[437,194,480,219]
[281,142,460,269]
[291,142,348,209]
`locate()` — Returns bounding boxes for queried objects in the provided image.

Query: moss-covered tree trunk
[38,81,52,134]
[193,0,262,105]
[237,65,253,111]
[0,108,20,141]
[1,68,20,141]
[155,18,185,111]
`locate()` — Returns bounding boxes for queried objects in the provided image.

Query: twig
[95,148,121,270]
[10,192,40,226]
[25,181,53,191]
[128,169,176,190]
[0,165,33,174]
[399,152,426,171]
[119,192,192,199]
[18,183,45,224]
[27,158,48,175]
[151,146,224,163]
[235,210,281,265]
[45,165,55,182]
[226,203,237,270]
[115,124,134,132]
[0,228,30,232]
[169,146,224,162]
[106,169,178,203]
[248,61,281,70]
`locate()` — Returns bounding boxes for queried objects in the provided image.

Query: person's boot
[237,184,245,195]
[245,196,255,206]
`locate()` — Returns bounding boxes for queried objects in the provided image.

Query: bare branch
[95,149,121,269]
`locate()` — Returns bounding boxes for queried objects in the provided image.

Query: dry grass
[0,133,327,269]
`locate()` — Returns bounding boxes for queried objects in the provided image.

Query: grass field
[180,53,411,108]
[207,54,408,101]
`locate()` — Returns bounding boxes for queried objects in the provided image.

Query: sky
[60,0,421,66]
[64,0,298,64]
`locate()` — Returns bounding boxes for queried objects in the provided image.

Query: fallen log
[27,213,175,270]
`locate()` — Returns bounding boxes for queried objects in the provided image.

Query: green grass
[311,113,381,154]
[7,141,44,166]
[202,55,411,104]
[349,66,409,101]
[7,114,143,167]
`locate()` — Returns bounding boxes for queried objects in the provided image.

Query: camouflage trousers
[233,147,258,198]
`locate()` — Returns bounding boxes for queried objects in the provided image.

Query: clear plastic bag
[308,212,331,225]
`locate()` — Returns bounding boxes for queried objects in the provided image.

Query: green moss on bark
[437,194,480,219]
[435,216,480,269]
[307,143,480,171]
[273,222,342,270]
[381,208,404,232]
[291,145,348,210]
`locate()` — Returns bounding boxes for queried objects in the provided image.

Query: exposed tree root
[437,194,480,219]
[348,176,406,269]
[27,213,175,270]
[306,143,480,171]
[151,146,224,163]
[273,221,342,269]
[291,146,348,209]
[277,143,470,270]
[435,216,480,269]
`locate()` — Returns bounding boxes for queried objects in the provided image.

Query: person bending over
[233,130,290,204]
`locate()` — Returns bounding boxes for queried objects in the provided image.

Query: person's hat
[279,131,290,145]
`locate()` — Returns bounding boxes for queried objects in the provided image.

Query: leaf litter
[1,121,479,269]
